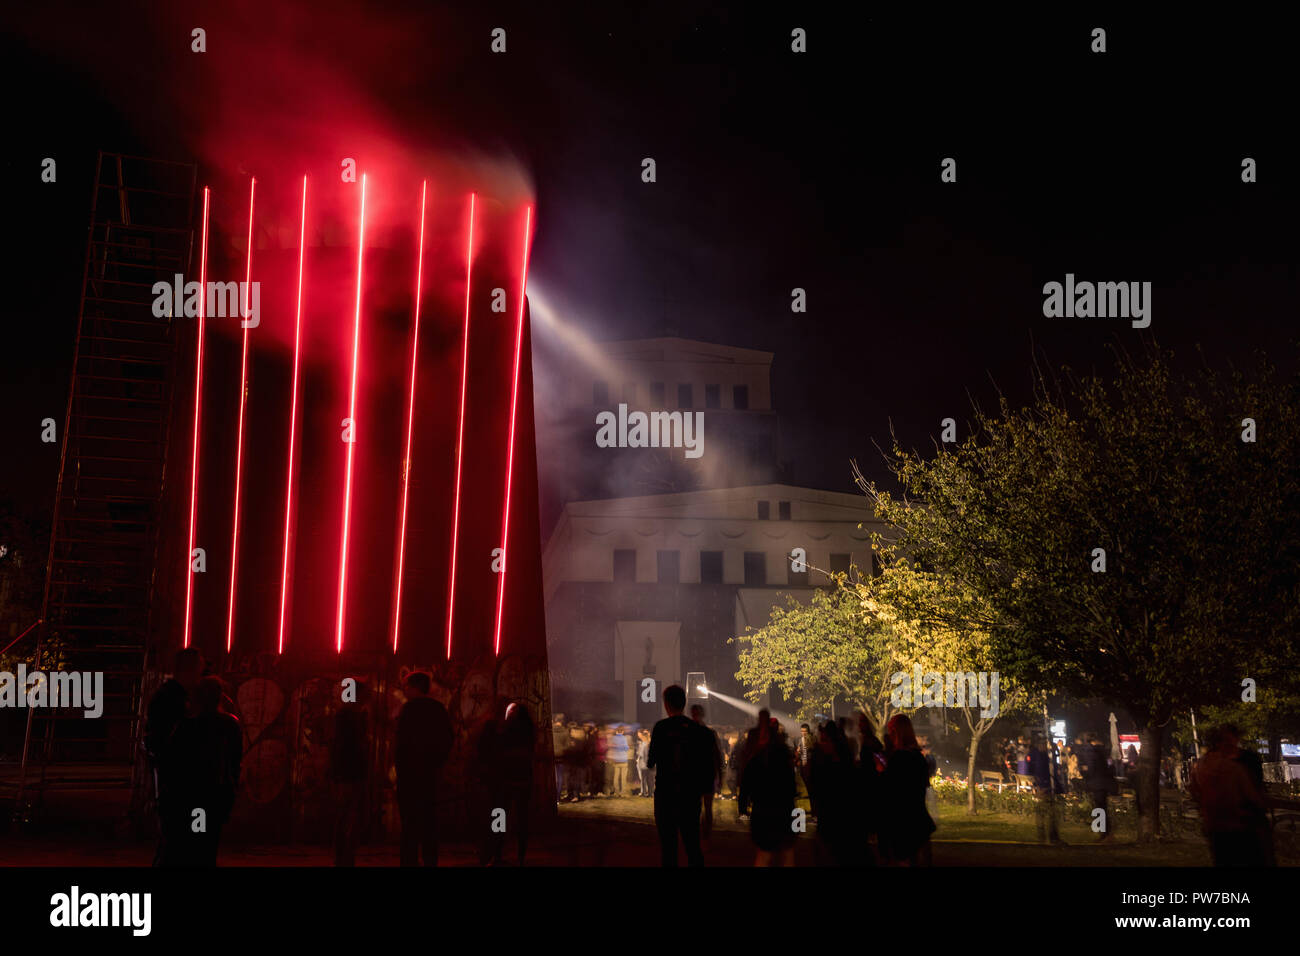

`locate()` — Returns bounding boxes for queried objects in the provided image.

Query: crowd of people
[143,651,1276,868]
[144,651,539,868]
[596,684,939,866]
[991,725,1277,866]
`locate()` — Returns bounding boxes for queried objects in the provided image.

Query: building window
[871,553,882,577]
[622,382,637,404]
[830,552,851,576]
[700,550,723,583]
[705,384,721,409]
[593,381,609,406]
[677,383,693,409]
[650,381,666,407]
[778,500,791,520]
[733,384,749,410]
[757,501,770,520]
[657,550,680,583]
[743,552,766,586]
[613,549,636,582]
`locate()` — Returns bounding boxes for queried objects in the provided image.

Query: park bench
[979,770,1008,792]
[1013,774,1036,793]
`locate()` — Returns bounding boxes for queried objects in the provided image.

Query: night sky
[6,4,1297,529]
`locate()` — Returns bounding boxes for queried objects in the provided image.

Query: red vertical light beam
[445,192,476,660]
[182,187,210,649]
[276,176,308,655]
[492,204,534,657]
[225,176,256,654]
[336,174,368,654]
[391,181,428,653]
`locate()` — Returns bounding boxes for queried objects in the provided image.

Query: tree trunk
[966,732,981,814]
[1136,723,1163,842]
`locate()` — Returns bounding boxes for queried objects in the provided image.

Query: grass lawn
[557,791,1297,865]
[930,802,1217,865]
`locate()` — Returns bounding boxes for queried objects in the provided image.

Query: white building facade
[543,484,884,725]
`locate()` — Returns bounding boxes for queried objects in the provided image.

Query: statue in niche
[642,636,656,676]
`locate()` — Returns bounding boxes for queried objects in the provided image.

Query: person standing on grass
[1190,725,1269,867]
[1028,733,1064,845]
[608,725,630,796]
[880,714,935,866]
[690,704,725,841]
[739,717,797,866]
[1080,733,1116,842]
[648,685,712,866]
[636,728,654,797]
[552,713,569,801]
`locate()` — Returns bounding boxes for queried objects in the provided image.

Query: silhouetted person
[330,680,370,866]
[395,672,453,866]
[473,705,505,864]
[856,712,884,860]
[690,704,724,841]
[880,714,935,866]
[551,713,568,800]
[1232,727,1266,794]
[809,720,866,865]
[480,701,535,866]
[732,708,770,811]
[636,728,654,797]
[1228,725,1274,864]
[1080,733,1115,842]
[1190,725,1269,867]
[563,721,586,801]
[170,676,242,866]
[1027,732,1063,845]
[648,684,711,866]
[145,647,204,866]
[740,717,797,866]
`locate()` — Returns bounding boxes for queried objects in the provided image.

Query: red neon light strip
[445,192,476,661]
[391,181,428,653]
[182,187,210,650]
[492,205,534,656]
[276,176,308,655]
[335,174,368,653]
[225,176,256,654]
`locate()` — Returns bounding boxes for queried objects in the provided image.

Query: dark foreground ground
[4,792,1280,867]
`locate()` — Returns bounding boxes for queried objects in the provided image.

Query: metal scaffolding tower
[14,152,197,819]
